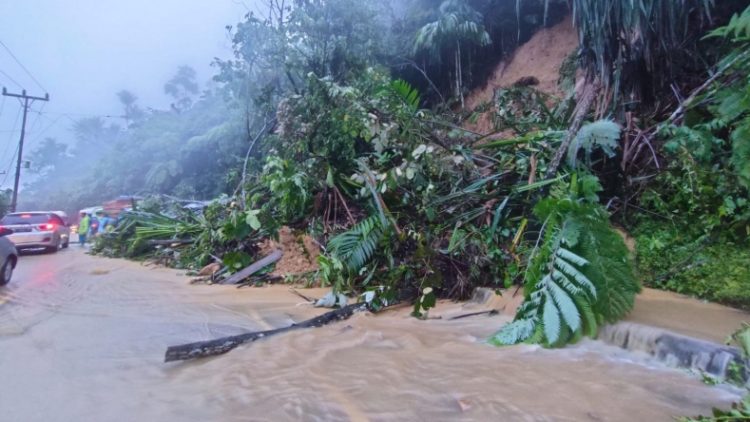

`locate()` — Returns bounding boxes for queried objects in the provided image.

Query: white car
[0,211,71,252]
[0,226,18,285]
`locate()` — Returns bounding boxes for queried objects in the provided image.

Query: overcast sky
[0,0,256,189]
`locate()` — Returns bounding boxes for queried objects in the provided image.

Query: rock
[198,262,222,276]
[457,398,472,412]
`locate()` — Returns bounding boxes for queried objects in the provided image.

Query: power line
[37,110,126,119]
[26,108,65,148]
[0,40,46,92]
[0,68,24,90]
[23,103,48,150]
[1,106,22,165]
[0,143,20,187]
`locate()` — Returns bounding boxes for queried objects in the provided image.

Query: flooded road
[0,249,742,421]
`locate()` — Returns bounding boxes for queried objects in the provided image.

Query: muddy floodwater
[0,249,744,421]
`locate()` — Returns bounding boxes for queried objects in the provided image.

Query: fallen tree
[164,302,368,362]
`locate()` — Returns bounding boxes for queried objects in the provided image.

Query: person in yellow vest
[77,212,91,245]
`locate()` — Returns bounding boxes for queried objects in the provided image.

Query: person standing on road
[78,212,91,245]
[96,211,111,235]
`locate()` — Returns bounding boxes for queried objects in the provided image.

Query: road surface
[0,248,741,421]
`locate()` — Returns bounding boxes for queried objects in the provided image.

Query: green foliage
[390,79,421,111]
[491,173,639,347]
[706,6,750,41]
[222,251,253,272]
[413,0,491,104]
[317,254,346,290]
[492,86,569,133]
[260,156,311,224]
[572,0,714,106]
[0,189,12,218]
[413,0,491,56]
[328,216,385,272]
[638,10,750,240]
[566,119,621,168]
[679,396,750,421]
[634,223,750,310]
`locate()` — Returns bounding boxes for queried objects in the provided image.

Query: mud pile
[259,226,320,277]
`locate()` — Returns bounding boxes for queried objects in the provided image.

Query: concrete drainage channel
[598,322,748,383]
[468,288,748,383]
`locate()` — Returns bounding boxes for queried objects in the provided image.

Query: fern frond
[489,318,537,345]
[548,281,581,333]
[554,255,592,287]
[555,248,589,266]
[492,174,638,348]
[542,294,562,344]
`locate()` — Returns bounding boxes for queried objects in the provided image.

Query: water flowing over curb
[598,322,747,381]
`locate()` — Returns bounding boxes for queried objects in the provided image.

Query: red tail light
[39,223,56,231]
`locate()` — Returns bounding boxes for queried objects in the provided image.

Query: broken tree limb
[289,288,317,303]
[664,49,749,126]
[219,250,283,285]
[236,275,283,288]
[544,80,600,179]
[164,303,368,362]
[448,309,501,320]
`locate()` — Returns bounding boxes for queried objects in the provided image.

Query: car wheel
[63,238,70,249]
[0,258,14,286]
[47,238,61,254]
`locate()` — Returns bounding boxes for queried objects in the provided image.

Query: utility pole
[2,87,50,212]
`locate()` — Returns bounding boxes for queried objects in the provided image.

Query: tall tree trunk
[456,40,464,109]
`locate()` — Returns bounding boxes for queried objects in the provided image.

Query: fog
[0,0,253,190]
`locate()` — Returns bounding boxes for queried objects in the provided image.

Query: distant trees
[413,0,491,108]
[116,90,145,127]
[70,117,121,163]
[164,66,199,112]
[26,138,68,176]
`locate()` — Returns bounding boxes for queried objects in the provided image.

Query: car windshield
[0,213,52,225]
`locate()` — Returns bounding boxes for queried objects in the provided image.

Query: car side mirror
[0,227,14,237]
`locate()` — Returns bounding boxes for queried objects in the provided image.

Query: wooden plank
[219,250,283,285]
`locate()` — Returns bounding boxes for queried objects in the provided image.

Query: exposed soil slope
[464,16,579,134]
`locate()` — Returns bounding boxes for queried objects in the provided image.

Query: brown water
[627,288,750,343]
[0,250,742,421]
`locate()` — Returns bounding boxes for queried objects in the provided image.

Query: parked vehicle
[0,211,71,253]
[0,226,18,286]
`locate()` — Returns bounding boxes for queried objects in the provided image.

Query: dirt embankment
[464,15,579,134]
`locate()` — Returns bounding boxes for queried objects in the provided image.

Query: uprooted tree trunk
[164,303,368,362]
[544,79,600,179]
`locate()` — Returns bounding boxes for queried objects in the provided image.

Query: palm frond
[391,79,421,110]
[329,216,384,271]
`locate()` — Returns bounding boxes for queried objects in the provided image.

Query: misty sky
[0,0,258,189]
